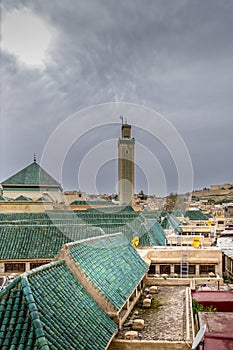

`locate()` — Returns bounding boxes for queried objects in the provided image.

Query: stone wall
[147,247,222,267]
[0,202,54,213]
[109,340,190,349]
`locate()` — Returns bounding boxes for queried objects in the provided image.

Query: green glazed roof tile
[68,234,148,310]
[0,196,13,201]
[0,211,164,261]
[2,162,61,187]
[14,196,33,201]
[161,214,182,234]
[0,260,117,350]
[184,210,210,221]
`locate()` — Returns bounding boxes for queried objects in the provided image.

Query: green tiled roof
[68,234,148,310]
[2,162,61,187]
[142,209,161,220]
[82,205,135,213]
[0,226,70,259]
[36,197,50,202]
[0,212,165,262]
[0,196,12,201]
[184,210,210,221]
[113,216,165,247]
[146,220,166,245]
[0,211,138,226]
[15,195,33,201]
[70,200,115,206]
[0,276,40,350]
[100,218,162,246]
[121,219,148,246]
[161,214,182,234]
[0,260,117,349]
[172,210,185,217]
[0,225,105,260]
[161,217,170,230]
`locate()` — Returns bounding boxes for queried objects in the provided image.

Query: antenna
[192,324,206,349]
[120,115,123,125]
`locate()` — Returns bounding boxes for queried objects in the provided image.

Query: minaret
[118,117,135,205]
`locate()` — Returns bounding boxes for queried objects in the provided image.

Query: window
[200,265,215,275]
[5,263,25,273]
[175,264,196,275]
[148,264,156,275]
[160,265,170,274]
[30,262,48,269]
[189,265,196,275]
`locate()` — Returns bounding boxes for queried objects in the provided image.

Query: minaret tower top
[120,116,131,139]
[121,123,131,139]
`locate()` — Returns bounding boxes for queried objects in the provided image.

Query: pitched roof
[15,195,33,201]
[0,212,165,262]
[142,209,161,220]
[70,200,115,206]
[0,260,117,350]
[184,210,210,221]
[122,217,166,246]
[161,214,182,234]
[146,220,166,245]
[0,225,69,260]
[0,196,12,201]
[0,224,104,260]
[66,234,148,310]
[172,209,185,217]
[36,196,50,202]
[1,162,61,188]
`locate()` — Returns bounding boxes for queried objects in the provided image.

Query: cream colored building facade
[138,246,222,280]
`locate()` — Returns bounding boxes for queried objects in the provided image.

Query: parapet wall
[145,276,223,287]
[109,340,191,350]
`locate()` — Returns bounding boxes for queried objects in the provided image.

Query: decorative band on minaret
[118,118,135,206]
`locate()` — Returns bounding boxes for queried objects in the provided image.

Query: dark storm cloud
[1,0,233,193]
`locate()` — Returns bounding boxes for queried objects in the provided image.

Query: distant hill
[192,183,233,204]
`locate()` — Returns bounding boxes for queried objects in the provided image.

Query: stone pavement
[117,286,190,341]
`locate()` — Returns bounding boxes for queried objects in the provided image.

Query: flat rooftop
[192,290,233,312]
[199,312,233,350]
[116,286,192,341]
[192,290,233,303]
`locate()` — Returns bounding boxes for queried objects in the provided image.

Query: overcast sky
[1,0,233,196]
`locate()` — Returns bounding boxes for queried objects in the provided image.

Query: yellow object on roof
[132,236,139,248]
[192,236,201,248]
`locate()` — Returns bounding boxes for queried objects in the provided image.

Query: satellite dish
[192,324,206,349]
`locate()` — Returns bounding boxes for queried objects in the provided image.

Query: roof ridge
[15,195,33,201]
[62,232,124,249]
[0,275,21,297]
[21,275,50,350]
[2,161,61,187]
[25,260,65,277]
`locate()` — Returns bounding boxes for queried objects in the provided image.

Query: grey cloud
[1,0,233,193]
